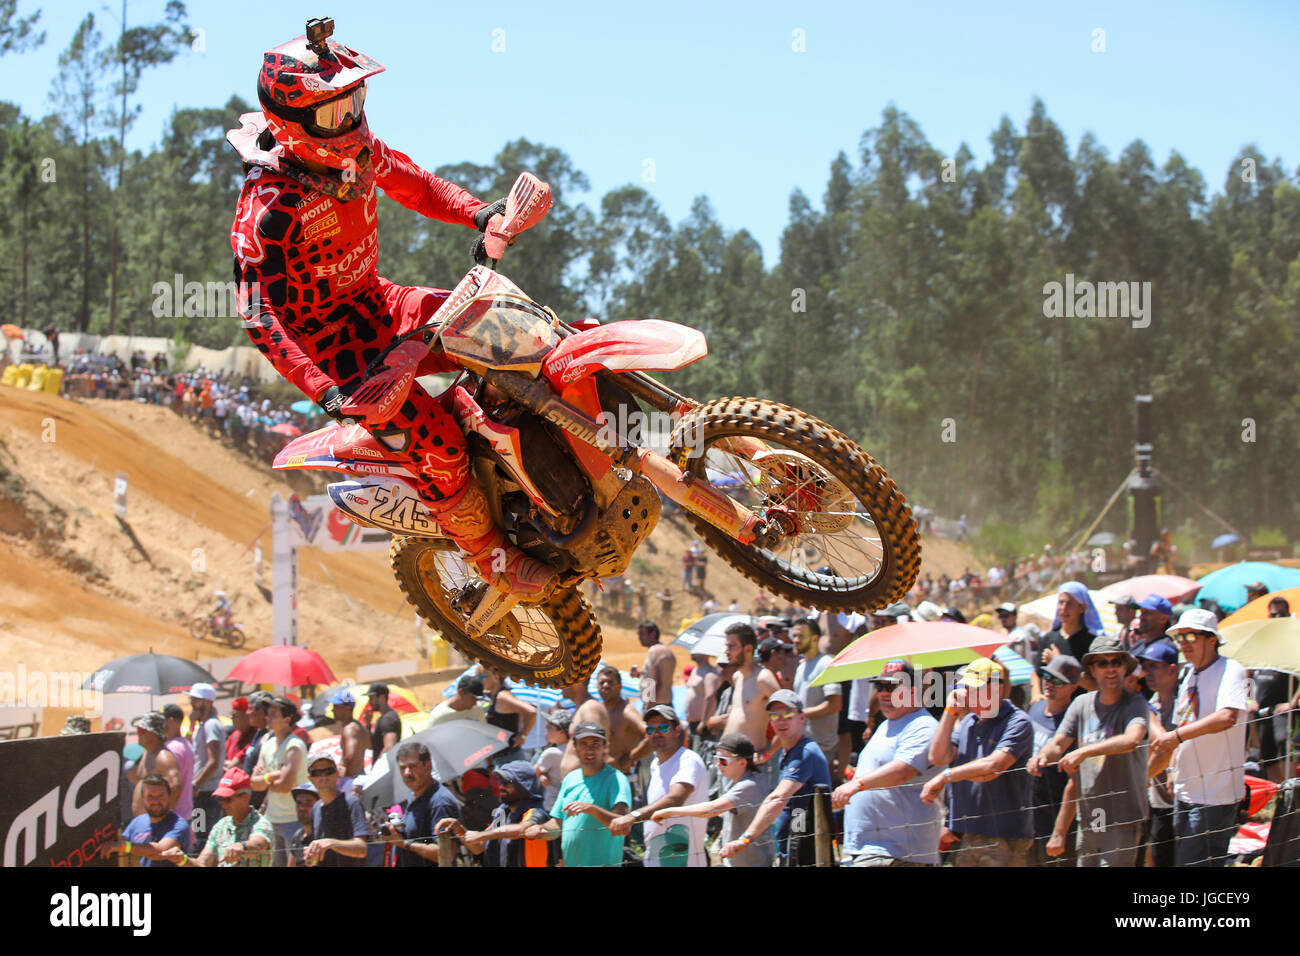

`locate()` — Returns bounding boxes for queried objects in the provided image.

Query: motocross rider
[228,19,555,602]
[212,590,233,631]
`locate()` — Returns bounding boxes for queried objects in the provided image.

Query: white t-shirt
[1172,655,1248,807]
[642,746,708,867]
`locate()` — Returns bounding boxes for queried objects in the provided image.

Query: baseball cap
[644,704,680,725]
[188,682,216,701]
[958,658,1007,689]
[231,697,249,713]
[716,733,755,759]
[1170,608,1222,642]
[1136,639,1179,665]
[61,716,92,735]
[367,682,390,697]
[1107,593,1135,607]
[1081,635,1136,671]
[765,689,803,712]
[913,601,944,622]
[1040,655,1082,685]
[292,780,319,799]
[213,768,252,798]
[328,688,356,706]
[544,709,572,732]
[132,712,167,737]
[869,659,915,685]
[995,602,1017,615]
[571,722,607,741]
[1135,594,1173,616]
[881,601,911,618]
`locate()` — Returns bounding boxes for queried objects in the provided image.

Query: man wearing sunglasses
[228,18,557,605]
[1024,655,1081,866]
[1149,608,1248,868]
[301,754,369,866]
[720,690,831,867]
[1028,637,1150,866]
[609,705,708,866]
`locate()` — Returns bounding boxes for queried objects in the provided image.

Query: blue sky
[2,0,1297,262]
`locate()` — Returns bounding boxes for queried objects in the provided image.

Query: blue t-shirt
[123,811,191,867]
[948,700,1033,839]
[843,708,942,863]
[776,736,832,858]
[399,782,460,867]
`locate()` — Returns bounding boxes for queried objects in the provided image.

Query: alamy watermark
[0,664,102,716]
[595,406,706,456]
[152,275,261,319]
[1042,273,1151,329]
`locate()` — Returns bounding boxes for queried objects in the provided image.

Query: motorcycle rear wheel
[667,397,920,612]
[391,536,602,687]
[224,627,247,650]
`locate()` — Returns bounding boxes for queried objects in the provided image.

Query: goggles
[260,83,367,137]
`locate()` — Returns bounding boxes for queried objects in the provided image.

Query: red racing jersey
[230,136,488,398]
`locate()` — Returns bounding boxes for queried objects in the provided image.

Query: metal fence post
[438,833,454,867]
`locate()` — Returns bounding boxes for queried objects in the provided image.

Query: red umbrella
[811,620,1005,686]
[227,645,338,687]
[1099,574,1201,604]
[269,423,303,437]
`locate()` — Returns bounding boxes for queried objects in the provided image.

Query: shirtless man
[129,712,182,816]
[722,623,780,749]
[328,690,368,779]
[630,621,676,708]
[558,680,610,779]
[596,665,648,772]
[684,653,723,739]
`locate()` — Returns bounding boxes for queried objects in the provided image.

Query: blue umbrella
[1195,562,1300,614]
[1211,533,1240,550]
[290,399,321,415]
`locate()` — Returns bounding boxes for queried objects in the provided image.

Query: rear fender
[541,319,706,389]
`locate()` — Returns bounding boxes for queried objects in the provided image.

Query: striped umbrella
[992,645,1034,686]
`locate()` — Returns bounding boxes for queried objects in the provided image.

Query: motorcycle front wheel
[391,537,602,687]
[667,397,920,612]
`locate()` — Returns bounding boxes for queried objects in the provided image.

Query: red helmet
[256,21,384,177]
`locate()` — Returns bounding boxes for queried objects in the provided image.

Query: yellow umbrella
[1218,616,1300,675]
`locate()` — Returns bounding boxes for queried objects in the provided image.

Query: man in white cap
[1148,608,1247,868]
[189,682,226,852]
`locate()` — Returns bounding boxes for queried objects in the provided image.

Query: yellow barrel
[43,367,64,395]
[28,365,47,391]
[0,365,17,387]
[13,364,33,388]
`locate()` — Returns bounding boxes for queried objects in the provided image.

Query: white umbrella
[672,613,755,658]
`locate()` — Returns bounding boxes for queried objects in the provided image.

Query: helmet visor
[309,84,366,136]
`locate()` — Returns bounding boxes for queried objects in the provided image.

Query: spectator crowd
[106,582,1296,868]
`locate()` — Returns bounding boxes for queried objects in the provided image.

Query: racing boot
[430,479,557,636]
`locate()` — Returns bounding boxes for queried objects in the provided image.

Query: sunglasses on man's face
[768,709,799,722]
[309,767,337,777]
[715,753,736,767]
[645,723,675,735]
[1092,657,1128,670]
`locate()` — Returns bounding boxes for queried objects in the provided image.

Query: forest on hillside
[2,3,1298,553]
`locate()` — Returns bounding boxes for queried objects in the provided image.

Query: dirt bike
[274,172,921,687]
[189,613,247,649]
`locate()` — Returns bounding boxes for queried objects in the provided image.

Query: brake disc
[751,449,855,534]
